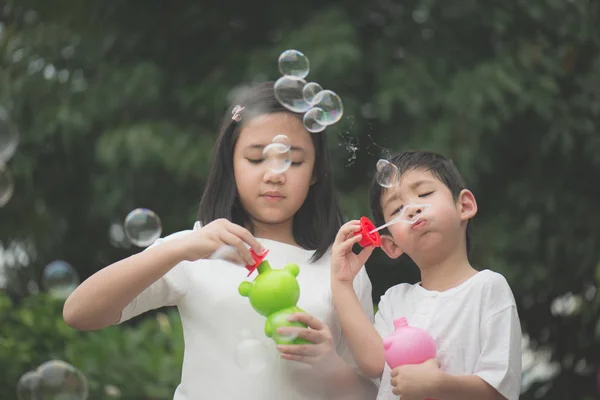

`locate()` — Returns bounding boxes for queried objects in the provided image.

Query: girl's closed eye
[246,158,304,166]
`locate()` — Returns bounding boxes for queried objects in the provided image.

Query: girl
[63,82,375,399]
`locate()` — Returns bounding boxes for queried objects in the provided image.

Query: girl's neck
[249,218,298,247]
[417,247,477,292]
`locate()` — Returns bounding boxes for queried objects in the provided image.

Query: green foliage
[1,0,600,398]
[0,293,184,400]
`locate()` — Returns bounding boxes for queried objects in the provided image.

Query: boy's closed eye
[389,191,434,216]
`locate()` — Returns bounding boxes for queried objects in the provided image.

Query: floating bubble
[235,329,271,374]
[262,142,291,174]
[375,159,399,188]
[17,370,41,400]
[278,50,310,79]
[0,162,14,208]
[42,260,79,300]
[303,108,326,133]
[312,90,344,125]
[272,134,291,151]
[124,208,162,247]
[36,360,89,400]
[302,82,323,105]
[0,107,19,163]
[273,76,311,113]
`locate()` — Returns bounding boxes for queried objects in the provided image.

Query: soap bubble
[235,329,271,374]
[108,223,131,249]
[312,90,344,125]
[36,360,89,400]
[278,50,309,79]
[42,260,79,300]
[303,108,326,133]
[17,370,41,400]
[262,142,291,173]
[0,162,14,208]
[124,208,162,247]
[272,134,291,151]
[395,204,432,224]
[274,76,311,113]
[0,107,19,163]
[302,82,322,105]
[375,159,399,188]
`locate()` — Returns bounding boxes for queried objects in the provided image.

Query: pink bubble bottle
[383,317,437,400]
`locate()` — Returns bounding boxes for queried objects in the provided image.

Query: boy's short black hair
[369,150,473,254]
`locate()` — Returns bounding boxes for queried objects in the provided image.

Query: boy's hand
[390,358,442,398]
[276,313,339,372]
[331,220,375,283]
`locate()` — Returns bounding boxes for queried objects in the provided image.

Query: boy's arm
[331,280,385,378]
[433,374,505,400]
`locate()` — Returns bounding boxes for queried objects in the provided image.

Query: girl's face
[233,112,316,228]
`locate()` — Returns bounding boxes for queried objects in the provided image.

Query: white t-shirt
[118,222,374,400]
[374,270,522,400]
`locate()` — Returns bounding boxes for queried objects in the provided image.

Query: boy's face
[378,168,476,261]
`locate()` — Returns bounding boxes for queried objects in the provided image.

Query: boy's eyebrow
[247,144,305,152]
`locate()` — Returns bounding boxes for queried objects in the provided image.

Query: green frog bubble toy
[238,249,311,345]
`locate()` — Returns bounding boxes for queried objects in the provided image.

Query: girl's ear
[380,235,404,259]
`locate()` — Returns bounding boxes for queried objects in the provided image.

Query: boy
[331,151,522,399]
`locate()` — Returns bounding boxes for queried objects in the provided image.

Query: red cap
[355,217,382,248]
[245,248,269,277]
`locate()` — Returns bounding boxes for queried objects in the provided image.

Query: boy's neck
[248,218,298,248]
[417,248,477,292]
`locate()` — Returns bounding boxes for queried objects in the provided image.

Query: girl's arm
[63,219,263,331]
[63,238,187,331]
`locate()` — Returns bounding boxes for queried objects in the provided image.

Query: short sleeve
[473,305,522,400]
[118,231,192,323]
[373,290,394,339]
[336,266,375,365]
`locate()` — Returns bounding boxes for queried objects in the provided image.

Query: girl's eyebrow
[246,144,305,153]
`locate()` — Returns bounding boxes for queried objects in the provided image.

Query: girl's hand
[276,313,339,371]
[331,220,374,283]
[176,219,264,265]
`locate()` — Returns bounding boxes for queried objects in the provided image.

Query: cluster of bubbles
[0,107,19,208]
[273,50,344,133]
[17,360,89,400]
[234,329,272,374]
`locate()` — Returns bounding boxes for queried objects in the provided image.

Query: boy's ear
[380,235,404,259]
[457,189,477,221]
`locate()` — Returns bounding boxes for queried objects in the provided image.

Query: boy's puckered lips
[411,219,428,231]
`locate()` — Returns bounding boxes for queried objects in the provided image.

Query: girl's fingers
[277,327,322,344]
[220,231,254,265]
[280,353,312,364]
[227,224,264,254]
[277,343,320,356]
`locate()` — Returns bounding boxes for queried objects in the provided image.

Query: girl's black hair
[198,81,342,262]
